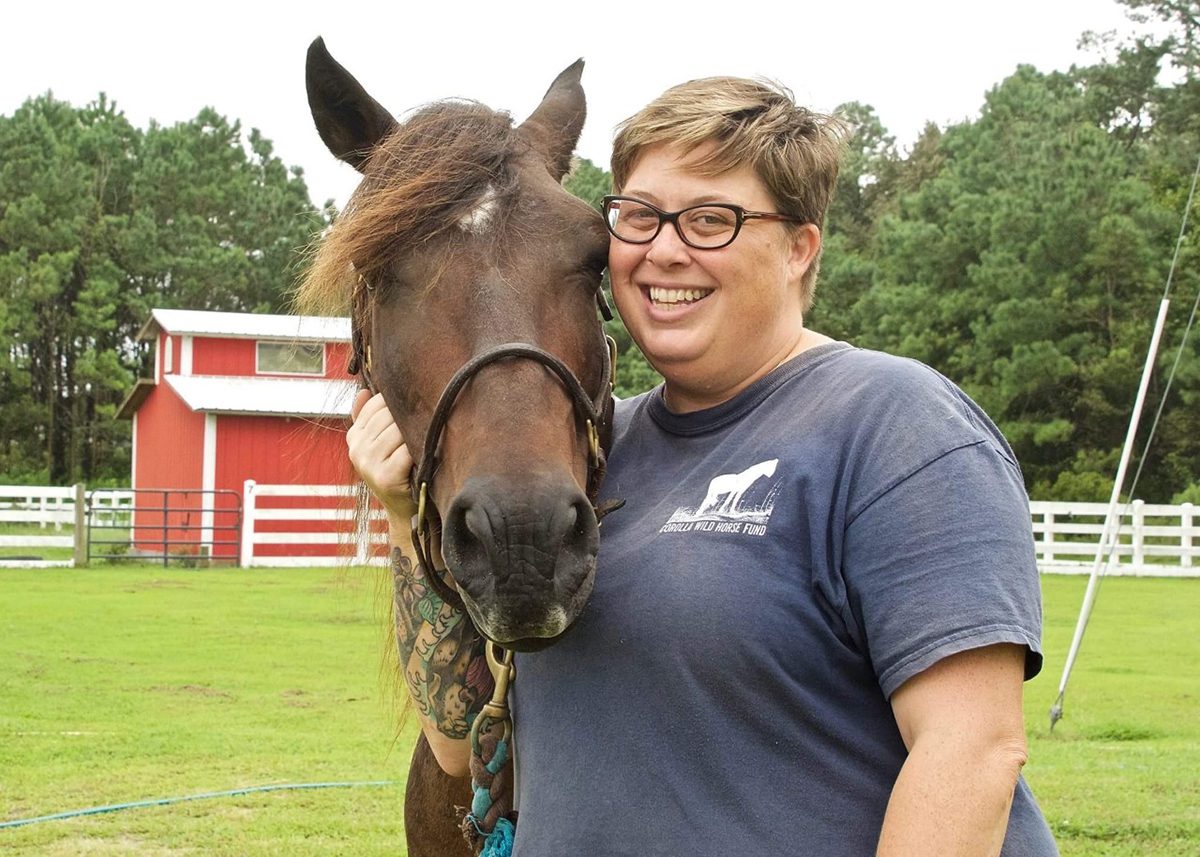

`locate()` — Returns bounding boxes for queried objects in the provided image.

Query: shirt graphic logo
[660,458,782,537]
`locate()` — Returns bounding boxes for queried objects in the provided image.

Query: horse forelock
[296,100,521,316]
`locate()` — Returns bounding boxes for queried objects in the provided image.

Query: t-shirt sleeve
[841,438,1044,699]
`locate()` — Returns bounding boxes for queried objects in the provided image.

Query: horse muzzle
[440,473,599,650]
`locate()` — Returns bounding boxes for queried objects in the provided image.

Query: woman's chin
[635,334,711,376]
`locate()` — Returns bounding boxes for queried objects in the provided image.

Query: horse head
[302,39,613,651]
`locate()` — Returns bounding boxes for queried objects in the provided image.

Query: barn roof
[164,374,357,418]
[138,308,351,342]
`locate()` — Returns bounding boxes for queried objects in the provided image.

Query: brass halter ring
[470,642,516,754]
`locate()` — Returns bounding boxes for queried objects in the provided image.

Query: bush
[1170,482,1200,505]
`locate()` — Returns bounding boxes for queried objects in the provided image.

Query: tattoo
[391,548,494,739]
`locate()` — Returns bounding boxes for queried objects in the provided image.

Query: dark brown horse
[299,39,612,856]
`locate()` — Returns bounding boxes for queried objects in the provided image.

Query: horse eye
[582,252,607,278]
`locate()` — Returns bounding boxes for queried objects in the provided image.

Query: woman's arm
[877,643,1030,857]
[347,390,489,778]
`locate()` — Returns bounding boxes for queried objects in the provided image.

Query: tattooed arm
[348,390,491,777]
[390,539,493,776]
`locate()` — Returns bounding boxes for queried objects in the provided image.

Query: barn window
[256,341,324,375]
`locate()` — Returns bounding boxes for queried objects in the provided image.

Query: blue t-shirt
[511,342,1057,856]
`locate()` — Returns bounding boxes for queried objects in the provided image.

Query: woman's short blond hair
[611,77,846,310]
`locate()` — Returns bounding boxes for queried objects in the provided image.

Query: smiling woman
[349,73,1059,857]
[605,142,825,412]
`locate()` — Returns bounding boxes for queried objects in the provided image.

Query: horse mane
[296,101,521,316]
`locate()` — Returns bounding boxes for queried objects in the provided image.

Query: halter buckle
[586,419,600,467]
[416,482,429,543]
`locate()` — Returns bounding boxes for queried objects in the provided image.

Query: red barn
[117,309,361,562]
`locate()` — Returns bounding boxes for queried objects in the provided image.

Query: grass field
[1,568,1197,855]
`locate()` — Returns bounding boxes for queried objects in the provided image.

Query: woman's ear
[787,223,822,286]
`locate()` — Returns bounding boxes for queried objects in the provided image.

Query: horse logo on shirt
[660,458,782,536]
[696,459,778,516]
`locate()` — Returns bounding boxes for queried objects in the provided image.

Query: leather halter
[408,337,617,611]
[348,276,620,614]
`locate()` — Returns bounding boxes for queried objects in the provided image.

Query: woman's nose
[645,220,692,267]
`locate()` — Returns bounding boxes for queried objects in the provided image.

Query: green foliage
[1170,481,1200,504]
[564,156,611,209]
[605,311,663,399]
[0,94,327,484]
[815,49,1200,501]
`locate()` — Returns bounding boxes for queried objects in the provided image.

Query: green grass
[0,569,1197,855]
[0,566,414,855]
[1024,575,1200,855]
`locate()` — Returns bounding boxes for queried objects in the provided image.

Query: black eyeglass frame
[600,195,807,250]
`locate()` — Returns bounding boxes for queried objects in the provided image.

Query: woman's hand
[347,388,417,528]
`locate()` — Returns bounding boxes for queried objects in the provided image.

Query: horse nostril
[463,503,493,546]
[445,496,492,580]
[539,501,581,579]
[555,496,596,563]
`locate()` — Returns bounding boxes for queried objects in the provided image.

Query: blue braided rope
[480,818,515,857]
[466,738,513,857]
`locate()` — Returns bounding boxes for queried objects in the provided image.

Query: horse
[298,39,615,856]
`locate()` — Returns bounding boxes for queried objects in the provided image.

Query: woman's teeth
[649,286,711,305]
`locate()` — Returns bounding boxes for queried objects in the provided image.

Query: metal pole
[1050,297,1170,730]
[162,490,169,568]
[73,483,89,568]
[240,480,256,569]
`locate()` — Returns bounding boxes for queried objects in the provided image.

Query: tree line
[809,0,1200,503]
[0,97,329,484]
[2,0,1197,500]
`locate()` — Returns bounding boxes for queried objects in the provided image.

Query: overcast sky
[3,0,1136,208]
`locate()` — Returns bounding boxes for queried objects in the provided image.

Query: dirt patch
[281,688,314,708]
[1086,722,1163,742]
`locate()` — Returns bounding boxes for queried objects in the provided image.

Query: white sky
[3,0,1136,208]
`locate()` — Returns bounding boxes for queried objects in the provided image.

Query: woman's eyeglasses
[601,195,806,250]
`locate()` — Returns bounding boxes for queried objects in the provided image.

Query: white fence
[5,483,1199,575]
[0,485,132,528]
[0,485,134,568]
[1030,500,1196,577]
[239,481,388,568]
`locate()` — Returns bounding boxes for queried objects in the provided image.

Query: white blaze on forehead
[457,184,499,234]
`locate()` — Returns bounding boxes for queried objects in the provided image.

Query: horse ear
[306,37,398,173]
[518,59,586,181]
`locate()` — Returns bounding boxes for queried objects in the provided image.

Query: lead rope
[461,643,517,856]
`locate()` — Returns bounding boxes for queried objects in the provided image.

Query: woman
[348,77,1058,856]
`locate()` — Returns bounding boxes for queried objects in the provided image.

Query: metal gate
[87,488,242,567]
